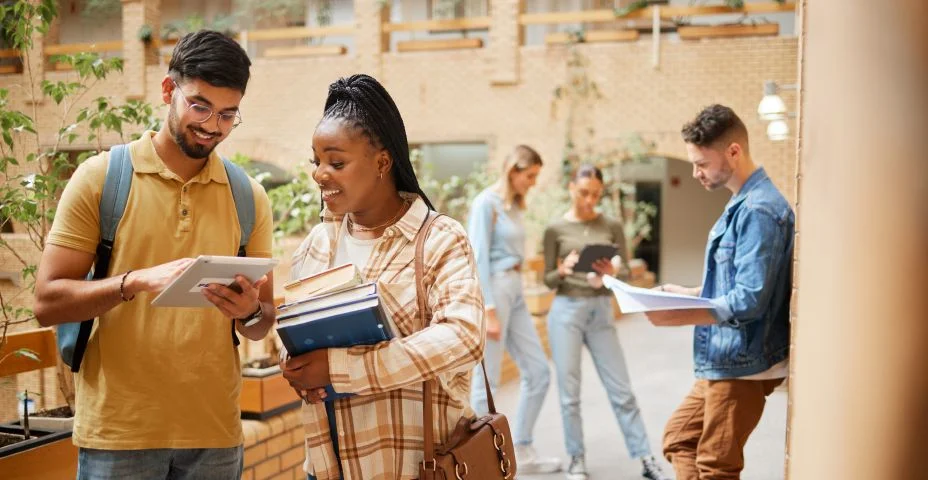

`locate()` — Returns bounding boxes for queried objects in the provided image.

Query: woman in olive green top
[543,164,668,480]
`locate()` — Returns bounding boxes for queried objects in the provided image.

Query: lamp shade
[767,119,789,141]
[758,94,788,121]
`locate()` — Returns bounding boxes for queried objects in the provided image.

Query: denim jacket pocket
[707,324,751,367]
[713,244,735,292]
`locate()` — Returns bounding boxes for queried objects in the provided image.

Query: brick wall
[0,36,799,202]
[242,409,306,480]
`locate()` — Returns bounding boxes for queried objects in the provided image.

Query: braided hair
[321,74,435,210]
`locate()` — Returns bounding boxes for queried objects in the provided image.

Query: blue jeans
[470,269,551,446]
[77,446,243,479]
[547,295,651,459]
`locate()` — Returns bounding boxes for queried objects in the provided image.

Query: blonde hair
[494,145,543,210]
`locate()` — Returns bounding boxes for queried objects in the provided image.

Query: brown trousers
[662,378,783,480]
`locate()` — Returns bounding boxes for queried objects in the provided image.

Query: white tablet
[150,255,279,308]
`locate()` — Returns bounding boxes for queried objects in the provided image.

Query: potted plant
[0,382,77,477]
[675,0,788,40]
[137,24,154,45]
[0,328,75,431]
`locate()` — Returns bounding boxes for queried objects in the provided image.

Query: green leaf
[14,348,40,362]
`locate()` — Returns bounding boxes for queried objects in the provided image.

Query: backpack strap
[221,158,255,257]
[221,158,256,347]
[99,145,134,245]
[61,144,134,372]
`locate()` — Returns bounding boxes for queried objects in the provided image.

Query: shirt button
[182,186,188,193]
[182,209,188,216]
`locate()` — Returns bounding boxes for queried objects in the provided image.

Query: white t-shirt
[334,217,378,271]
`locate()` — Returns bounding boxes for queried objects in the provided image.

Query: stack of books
[276,264,394,400]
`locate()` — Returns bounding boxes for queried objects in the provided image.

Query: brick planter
[242,409,306,480]
[241,366,302,421]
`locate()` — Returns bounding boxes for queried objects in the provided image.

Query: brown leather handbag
[414,213,517,480]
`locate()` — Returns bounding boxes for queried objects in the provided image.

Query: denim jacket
[697,168,794,379]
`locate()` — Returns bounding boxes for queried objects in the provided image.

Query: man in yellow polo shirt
[34,31,274,479]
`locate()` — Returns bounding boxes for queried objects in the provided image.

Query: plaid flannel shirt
[289,193,486,479]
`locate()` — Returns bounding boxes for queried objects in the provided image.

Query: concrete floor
[493,313,788,480]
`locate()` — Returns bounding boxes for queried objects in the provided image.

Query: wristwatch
[237,303,263,327]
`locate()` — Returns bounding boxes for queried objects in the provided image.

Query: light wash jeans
[547,295,652,459]
[470,269,551,446]
[77,446,243,479]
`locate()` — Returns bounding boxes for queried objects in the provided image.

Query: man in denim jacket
[646,105,794,480]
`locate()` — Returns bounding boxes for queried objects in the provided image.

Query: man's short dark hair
[168,30,251,93]
[681,104,749,152]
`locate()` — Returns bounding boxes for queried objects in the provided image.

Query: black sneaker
[641,455,671,480]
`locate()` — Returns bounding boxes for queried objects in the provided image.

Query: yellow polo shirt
[47,132,273,449]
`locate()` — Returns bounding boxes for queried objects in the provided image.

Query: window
[427,0,488,20]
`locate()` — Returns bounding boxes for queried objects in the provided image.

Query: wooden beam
[0,328,57,378]
[396,38,484,53]
[0,49,20,59]
[263,45,347,58]
[383,17,492,33]
[520,3,796,25]
[661,3,797,17]
[521,9,616,25]
[244,25,355,42]
[545,29,639,45]
[0,65,20,74]
[44,41,123,56]
[678,23,780,40]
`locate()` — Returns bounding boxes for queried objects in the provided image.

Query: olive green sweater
[542,214,629,297]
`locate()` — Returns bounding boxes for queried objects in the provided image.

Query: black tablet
[573,244,619,273]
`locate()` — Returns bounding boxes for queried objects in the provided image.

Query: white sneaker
[515,444,563,474]
[566,455,588,480]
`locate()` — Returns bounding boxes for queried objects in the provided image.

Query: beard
[705,162,734,190]
[168,107,218,160]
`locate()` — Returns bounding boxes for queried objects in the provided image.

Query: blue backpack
[56,144,256,372]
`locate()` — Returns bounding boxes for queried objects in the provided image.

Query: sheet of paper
[602,275,716,313]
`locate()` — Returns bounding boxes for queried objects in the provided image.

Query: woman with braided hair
[281,74,486,480]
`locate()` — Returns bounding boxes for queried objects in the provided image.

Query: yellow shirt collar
[129,131,229,185]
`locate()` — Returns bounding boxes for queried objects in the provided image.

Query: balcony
[0,1,795,76]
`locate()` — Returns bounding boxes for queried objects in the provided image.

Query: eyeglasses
[172,81,242,129]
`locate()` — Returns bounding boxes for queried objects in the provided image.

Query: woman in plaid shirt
[281,74,487,480]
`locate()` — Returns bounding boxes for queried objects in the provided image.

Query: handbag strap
[416,212,497,476]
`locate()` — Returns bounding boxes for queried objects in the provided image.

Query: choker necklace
[348,198,411,233]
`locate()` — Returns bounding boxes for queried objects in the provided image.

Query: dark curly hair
[681,104,749,152]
